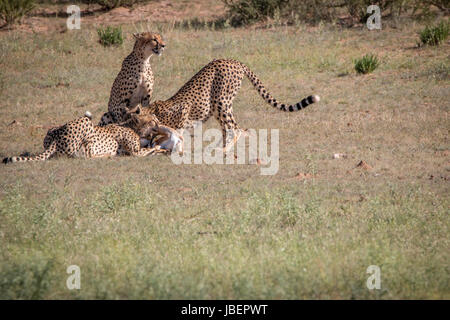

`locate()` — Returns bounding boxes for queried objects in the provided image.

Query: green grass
[354,54,380,74]
[97,26,124,47]
[1,181,448,299]
[419,21,449,46]
[0,20,449,299]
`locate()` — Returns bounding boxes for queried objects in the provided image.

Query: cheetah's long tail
[3,141,57,164]
[240,62,320,112]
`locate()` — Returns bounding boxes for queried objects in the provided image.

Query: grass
[354,54,380,74]
[419,21,449,46]
[0,19,449,299]
[97,26,123,47]
[0,0,35,26]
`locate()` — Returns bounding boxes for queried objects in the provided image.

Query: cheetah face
[133,32,165,57]
[123,105,160,138]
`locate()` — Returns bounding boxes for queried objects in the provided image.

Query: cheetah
[121,106,183,154]
[127,59,320,151]
[83,124,158,159]
[3,112,95,163]
[98,32,165,126]
[2,112,159,164]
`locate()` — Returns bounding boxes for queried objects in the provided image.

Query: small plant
[0,0,35,26]
[419,21,449,46]
[354,54,380,74]
[97,26,123,47]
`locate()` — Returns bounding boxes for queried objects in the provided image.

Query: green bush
[222,0,447,27]
[222,0,399,26]
[97,26,123,46]
[0,0,35,26]
[419,21,449,46]
[223,0,285,26]
[354,54,380,74]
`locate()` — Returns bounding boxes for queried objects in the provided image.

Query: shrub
[97,26,123,46]
[223,0,286,26]
[0,0,35,26]
[222,0,446,27]
[354,54,380,74]
[421,0,449,13]
[419,21,449,46]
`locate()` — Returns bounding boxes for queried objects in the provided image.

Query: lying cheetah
[129,59,320,151]
[84,124,158,158]
[3,112,159,164]
[98,32,165,126]
[3,112,95,163]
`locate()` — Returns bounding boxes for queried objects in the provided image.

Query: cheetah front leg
[215,104,243,153]
[135,146,164,157]
[140,93,151,107]
[122,136,160,157]
[130,81,152,109]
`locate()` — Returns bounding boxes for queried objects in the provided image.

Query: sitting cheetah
[127,59,320,151]
[3,112,159,164]
[98,32,166,126]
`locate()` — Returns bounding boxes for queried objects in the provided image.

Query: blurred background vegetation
[1,0,448,28]
[222,0,448,26]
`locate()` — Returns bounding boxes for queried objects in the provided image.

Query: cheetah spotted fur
[129,59,320,151]
[98,32,165,126]
[3,112,159,164]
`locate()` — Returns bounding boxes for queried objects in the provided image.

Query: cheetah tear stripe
[239,62,320,112]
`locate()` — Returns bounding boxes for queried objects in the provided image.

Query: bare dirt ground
[1,0,225,33]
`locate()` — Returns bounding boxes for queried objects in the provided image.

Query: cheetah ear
[135,106,141,115]
[133,33,141,40]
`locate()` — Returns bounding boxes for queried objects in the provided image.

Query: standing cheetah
[98,32,165,126]
[2,112,159,164]
[128,59,320,151]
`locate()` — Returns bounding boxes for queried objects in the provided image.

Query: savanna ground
[0,1,449,299]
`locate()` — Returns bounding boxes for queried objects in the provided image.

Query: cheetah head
[123,105,160,138]
[133,32,165,57]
